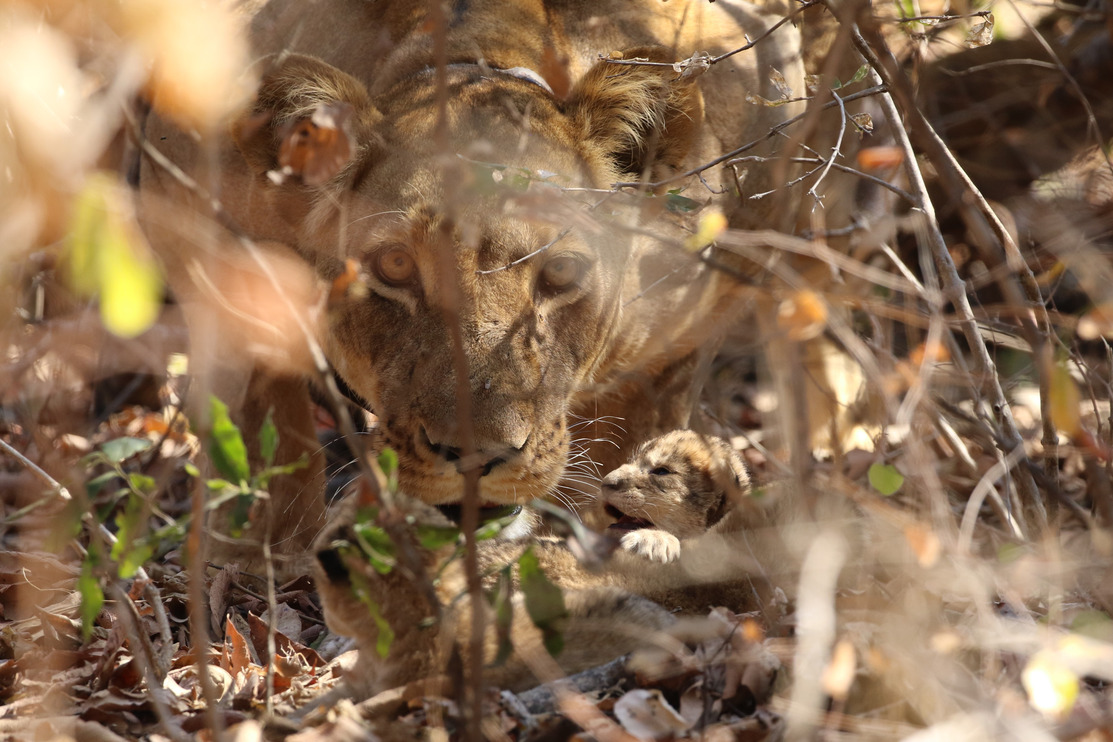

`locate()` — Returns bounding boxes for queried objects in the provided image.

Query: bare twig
[611,85,888,190]
[850,21,1049,535]
[728,155,916,204]
[600,0,821,69]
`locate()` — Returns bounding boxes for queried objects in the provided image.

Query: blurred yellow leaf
[821,639,856,701]
[685,211,727,252]
[69,173,162,338]
[121,0,253,131]
[776,289,827,341]
[909,340,950,367]
[1077,303,1113,340]
[1048,358,1081,436]
[1022,651,1079,719]
[903,523,940,567]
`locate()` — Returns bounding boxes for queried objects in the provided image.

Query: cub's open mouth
[604,504,654,531]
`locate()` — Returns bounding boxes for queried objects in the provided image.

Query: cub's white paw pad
[621,529,681,563]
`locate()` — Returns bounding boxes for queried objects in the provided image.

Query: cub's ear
[567,46,703,182]
[233,54,382,186]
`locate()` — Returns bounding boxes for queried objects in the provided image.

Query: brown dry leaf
[776,290,827,341]
[965,14,995,48]
[903,523,941,567]
[850,112,874,135]
[856,145,905,171]
[209,565,238,637]
[541,43,572,101]
[274,103,354,186]
[821,639,856,702]
[673,51,711,81]
[768,67,793,99]
[328,258,364,307]
[223,615,252,681]
[613,688,691,740]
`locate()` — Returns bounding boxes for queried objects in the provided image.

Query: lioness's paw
[620,529,681,563]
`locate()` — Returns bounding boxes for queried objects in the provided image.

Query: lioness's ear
[234,54,382,185]
[567,46,703,181]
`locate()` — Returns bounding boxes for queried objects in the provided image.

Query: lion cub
[602,431,752,564]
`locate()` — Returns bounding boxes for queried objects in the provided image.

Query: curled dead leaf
[673,51,711,80]
[272,102,354,186]
[965,14,995,48]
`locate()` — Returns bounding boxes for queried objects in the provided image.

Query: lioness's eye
[540,254,582,291]
[375,246,416,285]
[650,466,672,476]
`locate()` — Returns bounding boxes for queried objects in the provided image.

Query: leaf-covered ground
[5,0,1113,740]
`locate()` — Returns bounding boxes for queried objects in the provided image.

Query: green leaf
[475,514,519,541]
[259,407,278,469]
[664,193,702,214]
[78,554,104,642]
[415,524,460,550]
[183,463,201,478]
[127,473,156,496]
[69,173,162,339]
[353,508,396,574]
[85,471,120,499]
[100,437,152,464]
[489,565,514,667]
[255,452,309,489]
[112,493,154,579]
[341,547,395,658]
[518,546,567,657]
[868,462,904,496]
[208,396,249,485]
[846,64,869,86]
[377,448,399,491]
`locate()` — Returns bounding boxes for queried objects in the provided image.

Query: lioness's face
[235,52,703,506]
[304,71,629,504]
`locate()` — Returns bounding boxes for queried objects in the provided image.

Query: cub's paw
[620,529,681,563]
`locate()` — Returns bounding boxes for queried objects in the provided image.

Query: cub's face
[601,431,750,539]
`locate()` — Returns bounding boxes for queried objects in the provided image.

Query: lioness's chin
[398,466,563,506]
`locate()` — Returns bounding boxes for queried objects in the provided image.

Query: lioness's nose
[420,427,528,477]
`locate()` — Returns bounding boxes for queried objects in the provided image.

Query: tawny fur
[601,430,754,563]
[138,0,807,576]
[313,432,770,696]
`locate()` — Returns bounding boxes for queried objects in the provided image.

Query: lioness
[138,0,807,571]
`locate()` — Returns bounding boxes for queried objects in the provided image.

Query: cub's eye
[650,466,673,476]
[374,246,416,286]
[540,254,584,292]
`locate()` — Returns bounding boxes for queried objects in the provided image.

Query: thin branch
[806,90,848,205]
[611,84,888,190]
[850,24,1049,534]
[476,229,571,275]
[600,0,822,69]
[728,155,916,204]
